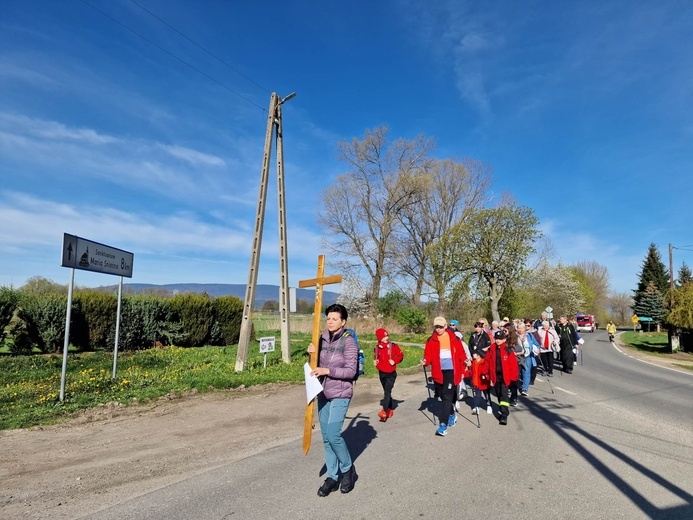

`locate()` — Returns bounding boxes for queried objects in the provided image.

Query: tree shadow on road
[524,396,693,519]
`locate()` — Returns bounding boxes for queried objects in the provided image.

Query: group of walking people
[306,304,583,496]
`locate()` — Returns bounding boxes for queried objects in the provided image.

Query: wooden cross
[298,255,342,455]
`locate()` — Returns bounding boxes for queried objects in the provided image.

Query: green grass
[620,331,669,353]
[0,330,426,431]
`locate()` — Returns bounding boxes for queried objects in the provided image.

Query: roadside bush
[395,306,428,333]
[74,290,118,350]
[212,295,244,345]
[20,293,68,353]
[108,295,181,351]
[4,307,39,355]
[169,293,214,347]
[377,290,407,318]
[0,286,20,345]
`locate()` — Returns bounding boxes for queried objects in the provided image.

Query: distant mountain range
[99,283,340,307]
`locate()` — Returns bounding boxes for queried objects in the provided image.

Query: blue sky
[1,0,691,297]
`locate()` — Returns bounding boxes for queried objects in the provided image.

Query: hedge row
[0,288,246,355]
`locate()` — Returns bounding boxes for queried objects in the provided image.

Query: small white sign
[259,336,276,353]
[545,306,553,313]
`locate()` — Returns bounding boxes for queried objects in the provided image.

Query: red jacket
[471,357,490,390]
[423,329,467,386]
[374,341,404,373]
[486,341,519,386]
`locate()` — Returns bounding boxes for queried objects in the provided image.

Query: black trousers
[561,343,574,371]
[540,351,554,375]
[494,380,510,418]
[509,380,518,402]
[379,370,397,410]
[434,369,455,425]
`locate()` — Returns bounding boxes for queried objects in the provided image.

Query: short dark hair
[325,303,348,321]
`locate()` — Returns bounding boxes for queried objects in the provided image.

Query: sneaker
[435,423,448,436]
[486,405,493,414]
[340,465,358,494]
[471,407,478,415]
[317,477,339,497]
[499,415,508,426]
[547,372,553,377]
[448,413,457,427]
[454,401,460,412]
[510,400,518,407]
[377,409,387,422]
[387,408,394,418]
[520,390,528,396]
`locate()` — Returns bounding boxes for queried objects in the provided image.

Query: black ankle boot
[340,465,358,493]
[317,477,339,497]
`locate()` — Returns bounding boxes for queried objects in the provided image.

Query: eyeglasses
[434,325,445,329]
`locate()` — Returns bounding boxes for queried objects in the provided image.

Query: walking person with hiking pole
[535,320,559,378]
[420,316,468,437]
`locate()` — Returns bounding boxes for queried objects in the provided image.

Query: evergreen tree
[633,243,669,310]
[677,262,693,286]
[633,282,666,325]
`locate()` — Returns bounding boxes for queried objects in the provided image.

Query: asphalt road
[79,330,693,520]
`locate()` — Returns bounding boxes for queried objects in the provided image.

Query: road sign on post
[62,234,133,278]
[259,337,276,368]
[59,234,134,401]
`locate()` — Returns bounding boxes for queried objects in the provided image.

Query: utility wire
[80,0,267,112]
[128,0,270,94]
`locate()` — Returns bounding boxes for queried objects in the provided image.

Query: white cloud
[0,112,248,203]
[0,191,325,288]
[159,144,225,167]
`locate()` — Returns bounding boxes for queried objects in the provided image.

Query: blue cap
[449,320,459,326]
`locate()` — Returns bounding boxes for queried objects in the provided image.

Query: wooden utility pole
[669,243,675,296]
[236,92,296,372]
[299,255,342,455]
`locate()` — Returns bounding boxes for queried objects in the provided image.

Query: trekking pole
[472,388,481,428]
[422,364,432,399]
[538,355,554,394]
[422,363,436,425]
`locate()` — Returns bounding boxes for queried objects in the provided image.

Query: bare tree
[607,291,633,325]
[568,261,610,316]
[319,126,434,313]
[394,157,491,307]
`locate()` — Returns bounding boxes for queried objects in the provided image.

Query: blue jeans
[317,397,353,480]
[521,356,534,392]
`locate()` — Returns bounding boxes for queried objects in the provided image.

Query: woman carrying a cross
[307,303,359,497]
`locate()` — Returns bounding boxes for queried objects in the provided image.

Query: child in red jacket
[374,328,404,422]
[470,350,490,415]
[487,330,520,425]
